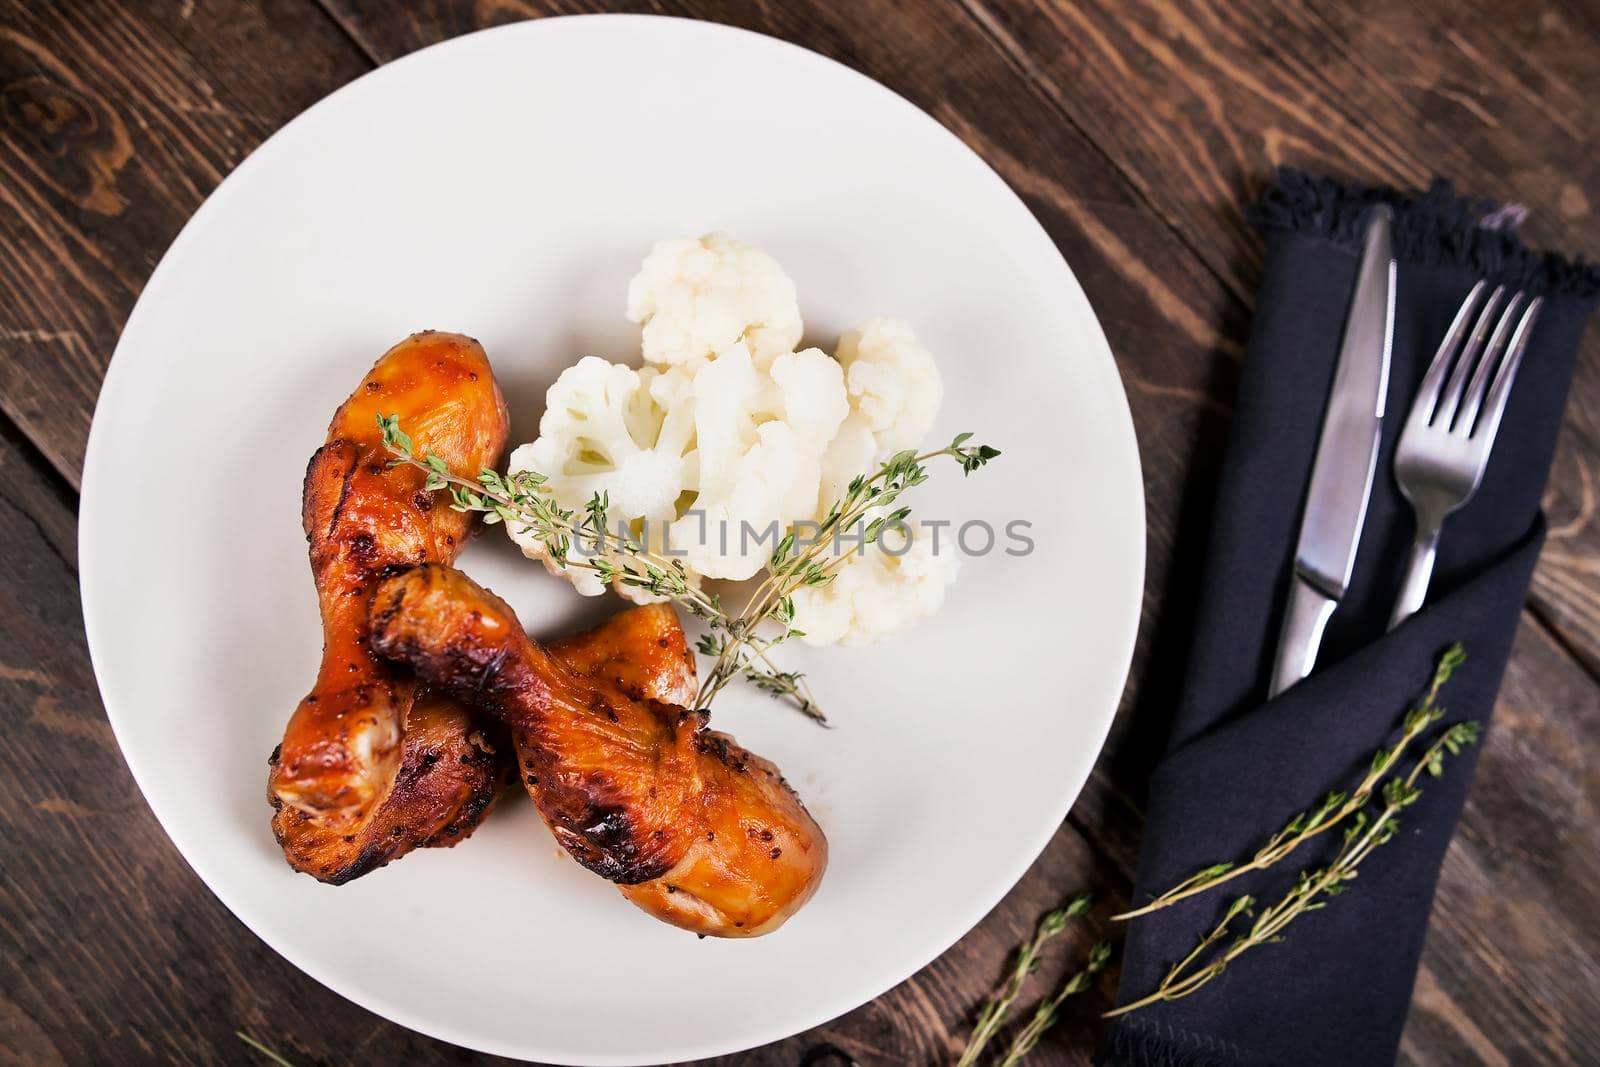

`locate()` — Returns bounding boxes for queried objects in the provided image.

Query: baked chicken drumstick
[368,564,829,937]
[269,331,512,882]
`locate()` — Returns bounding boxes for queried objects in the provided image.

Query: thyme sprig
[997,940,1114,1066]
[698,435,999,713]
[377,414,997,722]
[956,894,1097,1067]
[1113,642,1468,921]
[235,1032,296,1067]
[1105,714,1480,1017]
[963,648,1479,1058]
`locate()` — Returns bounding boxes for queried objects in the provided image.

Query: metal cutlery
[1388,282,1542,628]
[1268,206,1397,698]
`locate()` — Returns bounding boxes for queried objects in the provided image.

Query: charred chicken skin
[271,691,508,882]
[268,331,511,882]
[367,564,828,937]
[274,605,704,883]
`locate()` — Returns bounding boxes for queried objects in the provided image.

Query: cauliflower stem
[378,413,998,723]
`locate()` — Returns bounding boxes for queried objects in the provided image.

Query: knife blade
[1268,205,1396,697]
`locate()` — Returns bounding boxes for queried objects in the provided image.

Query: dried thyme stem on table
[377,414,997,722]
[955,894,1100,1067]
[996,940,1114,1067]
[1113,642,1468,921]
[235,1032,296,1067]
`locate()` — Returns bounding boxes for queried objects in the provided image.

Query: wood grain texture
[1403,617,1600,1067]
[1,0,1598,1064]
[0,0,368,484]
[0,426,480,1067]
[960,0,1600,683]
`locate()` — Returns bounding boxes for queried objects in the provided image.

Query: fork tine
[1433,284,1506,428]
[1472,296,1541,445]
[1410,280,1488,427]
[1455,290,1526,434]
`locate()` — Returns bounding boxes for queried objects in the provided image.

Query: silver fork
[1389,281,1542,629]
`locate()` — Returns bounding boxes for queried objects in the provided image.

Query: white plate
[80,15,1141,1065]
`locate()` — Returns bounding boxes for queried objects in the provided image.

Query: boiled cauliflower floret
[789,521,958,646]
[512,236,959,648]
[835,317,943,451]
[817,317,944,511]
[510,343,847,590]
[506,356,697,601]
[668,342,846,580]
[626,234,803,368]
[816,416,879,519]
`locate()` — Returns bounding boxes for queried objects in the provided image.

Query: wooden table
[3,2,1597,1064]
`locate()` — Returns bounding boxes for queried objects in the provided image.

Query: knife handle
[1268,574,1337,698]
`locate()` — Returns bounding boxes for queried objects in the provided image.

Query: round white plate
[80,15,1142,1065]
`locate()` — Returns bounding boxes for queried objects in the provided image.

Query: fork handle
[1389,521,1442,630]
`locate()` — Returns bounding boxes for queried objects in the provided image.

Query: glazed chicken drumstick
[269,331,512,882]
[368,564,829,937]
[274,604,700,883]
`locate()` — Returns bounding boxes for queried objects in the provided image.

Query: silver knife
[1268,206,1396,698]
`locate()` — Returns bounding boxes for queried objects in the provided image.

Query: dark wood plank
[1398,616,1600,1067]
[960,0,1600,680]
[0,428,528,1067]
[3,1,1598,1064]
[1535,442,1600,678]
[0,0,369,485]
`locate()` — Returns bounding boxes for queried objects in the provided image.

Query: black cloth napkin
[1102,170,1599,1067]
